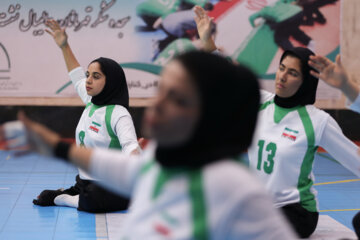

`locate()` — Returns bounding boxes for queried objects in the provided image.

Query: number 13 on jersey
[257,140,277,174]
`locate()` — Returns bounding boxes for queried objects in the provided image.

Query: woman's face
[142,60,201,147]
[85,62,106,96]
[275,55,303,98]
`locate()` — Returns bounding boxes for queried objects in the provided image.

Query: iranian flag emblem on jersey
[282,127,299,141]
[89,121,101,133]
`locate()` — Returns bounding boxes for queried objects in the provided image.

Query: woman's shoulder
[110,105,131,117]
[304,104,330,118]
[260,90,275,104]
[203,160,267,195]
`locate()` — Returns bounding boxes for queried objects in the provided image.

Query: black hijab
[155,51,260,169]
[274,47,319,108]
[90,57,129,109]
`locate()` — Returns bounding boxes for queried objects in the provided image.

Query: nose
[153,92,166,114]
[279,71,287,83]
[86,76,92,84]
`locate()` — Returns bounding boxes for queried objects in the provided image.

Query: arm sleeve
[89,148,144,197]
[69,67,91,104]
[347,93,360,114]
[114,114,141,154]
[225,193,297,240]
[319,117,360,177]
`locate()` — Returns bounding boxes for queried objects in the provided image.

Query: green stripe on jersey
[139,160,155,176]
[297,107,318,212]
[274,105,301,123]
[189,170,208,240]
[152,168,185,200]
[85,102,92,109]
[88,104,102,117]
[105,105,122,150]
[259,100,273,111]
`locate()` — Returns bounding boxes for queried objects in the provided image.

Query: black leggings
[64,175,130,213]
[353,211,360,239]
[281,203,319,238]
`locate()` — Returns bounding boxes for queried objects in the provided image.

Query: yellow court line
[314,179,360,186]
[320,209,360,212]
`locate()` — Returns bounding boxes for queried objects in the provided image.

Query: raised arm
[45,19,80,72]
[194,6,217,52]
[46,19,90,103]
[309,54,360,102]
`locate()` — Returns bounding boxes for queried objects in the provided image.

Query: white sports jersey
[248,90,360,212]
[89,142,297,240]
[69,67,139,180]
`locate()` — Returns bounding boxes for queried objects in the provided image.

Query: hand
[309,55,360,101]
[308,54,348,89]
[0,120,29,151]
[45,19,68,49]
[1,111,61,156]
[138,137,148,150]
[194,6,217,52]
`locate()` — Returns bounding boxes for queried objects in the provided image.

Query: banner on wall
[0,0,341,101]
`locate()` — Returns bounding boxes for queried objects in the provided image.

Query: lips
[86,86,92,91]
[276,83,285,89]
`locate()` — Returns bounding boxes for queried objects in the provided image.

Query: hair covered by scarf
[90,57,129,108]
[155,51,260,169]
[274,47,319,108]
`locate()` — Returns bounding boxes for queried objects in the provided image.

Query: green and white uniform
[69,67,139,180]
[248,90,360,212]
[89,142,297,240]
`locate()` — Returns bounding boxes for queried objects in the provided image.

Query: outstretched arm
[45,19,80,72]
[0,112,140,196]
[309,54,360,102]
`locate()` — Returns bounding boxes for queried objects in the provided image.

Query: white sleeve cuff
[348,93,360,114]
[68,66,86,83]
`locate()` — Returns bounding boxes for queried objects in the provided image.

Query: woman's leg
[77,179,130,213]
[33,175,81,206]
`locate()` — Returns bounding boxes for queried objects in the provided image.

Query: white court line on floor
[99,213,356,240]
[0,187,10,190]
[96,213,108,240]
[307,215,357,240]
[106,212,128,240]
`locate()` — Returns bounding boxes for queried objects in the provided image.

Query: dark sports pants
[65,175,130,213]
[353,211,360,239]
[281,203,319,238]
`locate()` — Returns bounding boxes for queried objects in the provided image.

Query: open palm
[309,55,348,89]
[45,19,68,49]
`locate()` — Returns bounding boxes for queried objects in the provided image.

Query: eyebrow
[86,71,103,76]
[280,63,301,75]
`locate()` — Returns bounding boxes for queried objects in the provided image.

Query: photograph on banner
[0,0,340,101]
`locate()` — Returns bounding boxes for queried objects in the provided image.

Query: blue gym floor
[0,150,359,240]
